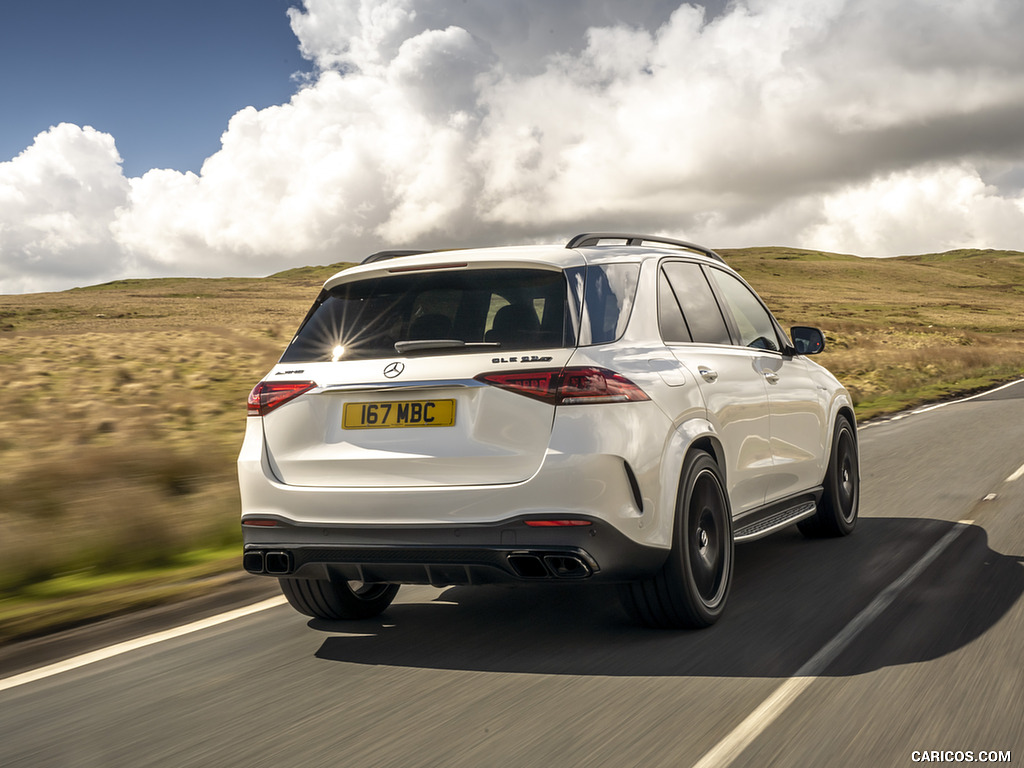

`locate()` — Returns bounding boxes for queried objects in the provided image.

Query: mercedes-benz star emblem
[383,361,405,378]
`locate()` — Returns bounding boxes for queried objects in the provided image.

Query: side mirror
[791,326,825,355]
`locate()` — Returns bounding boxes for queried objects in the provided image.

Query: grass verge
[0,547,242,644]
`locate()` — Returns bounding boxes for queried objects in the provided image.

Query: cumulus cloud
[803,163,1024,256]
[0,124,130,293]
[3,0,1024,293]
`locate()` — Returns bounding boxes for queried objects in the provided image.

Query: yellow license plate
[342,399,456,429]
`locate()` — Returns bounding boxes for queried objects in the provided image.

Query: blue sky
[0,0,308,177]
[2,0,1023,294]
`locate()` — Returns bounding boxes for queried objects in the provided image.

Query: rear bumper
[242,516,668,585]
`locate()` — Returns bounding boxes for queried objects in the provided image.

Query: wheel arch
[687,434,727,486]
[831,403,859,458]
[835,404,856,433]
[819,402,857,487]
[823,397,856,481]
[652,419,726,549]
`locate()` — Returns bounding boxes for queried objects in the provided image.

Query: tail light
[475,367,649,405]
[247,381,315,416]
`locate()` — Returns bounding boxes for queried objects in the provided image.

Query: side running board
[734,501,817,542]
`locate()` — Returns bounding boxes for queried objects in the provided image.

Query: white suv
[239,233,858,628]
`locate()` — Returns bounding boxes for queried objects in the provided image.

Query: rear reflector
[476,367,649,405]
[242,519,280,527]
[247,381,315,416]
[524,520,592,527]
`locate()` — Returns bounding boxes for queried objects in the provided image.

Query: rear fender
[651,418,722,548]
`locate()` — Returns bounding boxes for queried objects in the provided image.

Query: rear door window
[281,268,570,362]
[658,267,691,343]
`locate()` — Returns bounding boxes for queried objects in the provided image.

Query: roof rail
[565,232,725,264]
[362,249,436,265]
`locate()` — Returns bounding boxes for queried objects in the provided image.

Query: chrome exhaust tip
[243,550,266,574]
[543,555,592,579]
[507,553,548,579]
[508,552,594,579]
[264,551,293,575]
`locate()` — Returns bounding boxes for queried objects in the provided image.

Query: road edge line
[863,378,1024,428]
[0,596,287,694]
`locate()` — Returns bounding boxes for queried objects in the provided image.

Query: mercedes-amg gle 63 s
[239,233,859,628]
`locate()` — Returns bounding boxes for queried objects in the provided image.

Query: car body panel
[261,351,573,488]
[669,345,773,514]
[758,353,830,502]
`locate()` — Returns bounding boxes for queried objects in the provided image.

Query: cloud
[3,0,1024,293]
[0,124,130,293]
[803,163,1024,257]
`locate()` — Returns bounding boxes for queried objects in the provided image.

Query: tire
[620,450,734,629]
[798,415,859,538]
[279,577,399,620]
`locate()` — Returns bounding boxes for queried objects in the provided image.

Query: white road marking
[692,520,973,768]
[861,378,1024,428]
[0,596,287,694]
[1007,463,1024,483]
[907,379,1024,415]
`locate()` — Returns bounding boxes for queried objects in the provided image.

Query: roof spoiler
[565,233,725,264]
[362,249,436,264]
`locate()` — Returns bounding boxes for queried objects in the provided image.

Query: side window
[707,269,781,352]
[578,264,641,345]
[658,267,691,343]
[485,294,511,333]
[661,262,732,345]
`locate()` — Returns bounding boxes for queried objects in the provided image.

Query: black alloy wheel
[799,415,859,538]
[619,449,734,629]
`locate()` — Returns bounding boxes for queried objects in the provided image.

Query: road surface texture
[2,381,1022,767]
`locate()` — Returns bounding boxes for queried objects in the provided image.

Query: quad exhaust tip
[243,550,265,574]
[264,551,293,575]
[507,552,592,580]
[543,555,591,579]
[508,554,548,579]
[244,550,293,575]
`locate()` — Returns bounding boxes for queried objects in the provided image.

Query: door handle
[698,366,719,383]
[762,371,780,384]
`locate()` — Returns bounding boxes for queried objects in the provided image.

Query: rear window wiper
[393,340,501,354]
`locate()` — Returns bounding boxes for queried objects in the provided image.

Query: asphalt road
[2,381,1023,768]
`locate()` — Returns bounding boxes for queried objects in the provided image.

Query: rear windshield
[280,268,572,362]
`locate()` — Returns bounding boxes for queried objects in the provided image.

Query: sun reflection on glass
[280,281,414,364]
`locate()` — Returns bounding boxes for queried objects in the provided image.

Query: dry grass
[0,263,350,601]
[0,247,1022,636]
